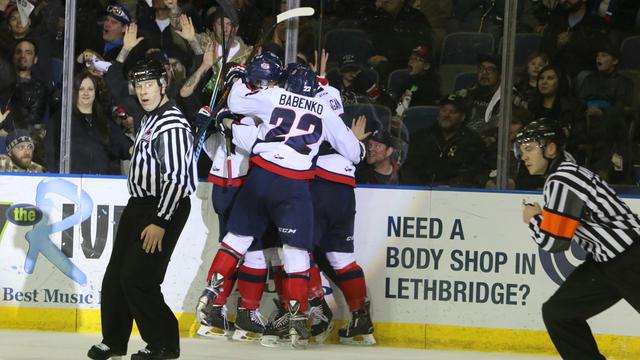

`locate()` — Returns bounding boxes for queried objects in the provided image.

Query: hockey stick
[193,6,316,162]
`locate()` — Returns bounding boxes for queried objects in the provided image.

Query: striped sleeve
[528,174,587,253]
[152,127,195,227]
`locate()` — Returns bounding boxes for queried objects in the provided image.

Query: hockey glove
[194,106,212,131]
[223,64,247,89]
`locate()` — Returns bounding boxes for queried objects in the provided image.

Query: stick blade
[276,7,315,24]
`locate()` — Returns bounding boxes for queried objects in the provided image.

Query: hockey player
[196,51,284,342]
[311,89,376,346]
[200,63,365,348]
[258,62,375,347]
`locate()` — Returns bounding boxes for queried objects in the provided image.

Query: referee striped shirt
[529,161,640,262]
[128,101,197,227]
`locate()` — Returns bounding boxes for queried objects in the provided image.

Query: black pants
[542,243,640,359]
[100,196,190,353]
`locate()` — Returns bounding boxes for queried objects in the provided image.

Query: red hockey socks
[207,243,242,283]
[284,271,310,312]
[308,263,324,300]
[237,265,267,310]
[335,262,366,312]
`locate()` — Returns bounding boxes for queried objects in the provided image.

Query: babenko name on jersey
[278,94,324,115]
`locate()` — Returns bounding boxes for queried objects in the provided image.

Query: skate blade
[311,323,334,344]
[260,335,285,348]
[231,328,263,342]
[197,325,234,339]
[339,334,376,346]
[290,334,308,349]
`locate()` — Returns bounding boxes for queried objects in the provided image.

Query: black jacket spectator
[540,1,609,78]
[401,124,489,188]
[51,73,132,174]
[361,0,431,72]
[401,95,489,188]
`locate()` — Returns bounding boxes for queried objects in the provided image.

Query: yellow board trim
[1,306,639,358]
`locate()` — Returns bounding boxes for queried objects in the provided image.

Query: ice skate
[339,304,376,346]
[308,297,333,344]
[196,304,235,339]
[260,299,290,348]
[232,307,266,341]
[86,343,124,360]
[195,273,225,324]
[288,300,310,349]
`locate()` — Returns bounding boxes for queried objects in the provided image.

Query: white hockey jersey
[227,80,364,179]
[203,117,254,187]
[314,82,358,187]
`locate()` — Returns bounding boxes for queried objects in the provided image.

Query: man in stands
[0,129,44,172]
[401,94,489,187]
[356,130,399,185]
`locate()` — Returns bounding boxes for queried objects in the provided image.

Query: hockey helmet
[246,51,283,88]
[284,63,318,97]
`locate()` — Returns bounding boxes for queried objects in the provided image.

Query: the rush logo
[278,227,297,234]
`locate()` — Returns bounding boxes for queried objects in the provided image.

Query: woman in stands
[53,71,132,174]
[527,64,582,131]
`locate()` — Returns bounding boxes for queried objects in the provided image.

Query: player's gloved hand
[194,106,212,130]
[223,64,247,89]
[214,109,238,136]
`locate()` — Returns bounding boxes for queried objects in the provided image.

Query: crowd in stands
[1,0,640,192]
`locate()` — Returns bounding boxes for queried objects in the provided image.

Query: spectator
[0,0,60,83]
[455,53,526,154]
[514,51,550,104]
[196,7,252,101]
[356,130,399,185]
[400,94,489,187]
[528,64,581,132]
[455,53,502,136]
[77,4,132,62]
[574,43,632,182]
[0,129,44,172]
[361,0,431,83]
[392,45,440,113]
[137,0,193,69]
[52,72,132,174]
[327,53,380,105]
[4,39,48,136]
[540,0,609,78]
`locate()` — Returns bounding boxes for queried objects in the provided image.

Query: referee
[88,59,197,360]
[518,118,640,360]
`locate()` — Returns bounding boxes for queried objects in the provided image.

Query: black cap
[440,93,466,113]
[368,130,393,147]
[340,53,364,72]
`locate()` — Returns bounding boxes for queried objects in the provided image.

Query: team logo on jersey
[346,236,354,242]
